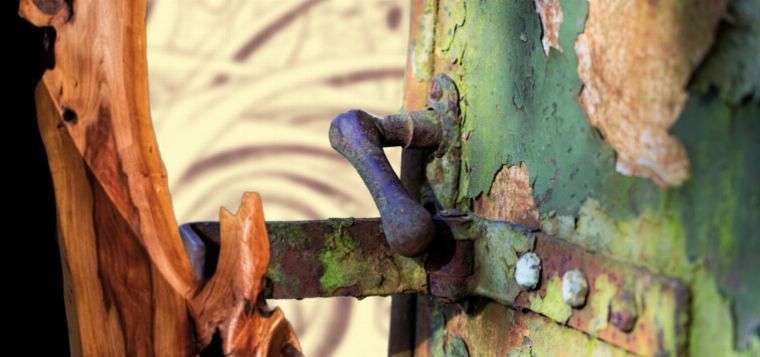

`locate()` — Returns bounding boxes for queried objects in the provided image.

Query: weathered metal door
[381,0,759,356]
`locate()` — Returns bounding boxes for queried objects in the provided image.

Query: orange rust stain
[575,0,725,187]
[534,0,564,55]
[473,162,539,228]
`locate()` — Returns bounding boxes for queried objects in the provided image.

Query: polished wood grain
[22,0,299,354]
[36,83,194,356]
[20,0,197,297]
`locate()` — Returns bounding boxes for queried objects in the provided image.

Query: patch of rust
[575,0,726,186]
[533,0,564,55]
[473,162,539,228]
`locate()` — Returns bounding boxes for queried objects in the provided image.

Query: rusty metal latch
[178,73,689,356]
[328,73,461,257]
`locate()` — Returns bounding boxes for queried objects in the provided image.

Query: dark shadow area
[8,1,69,354]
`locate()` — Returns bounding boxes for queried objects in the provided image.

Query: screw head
[562,269,588,307]
[515,252,541,290]
[609,292,638,332]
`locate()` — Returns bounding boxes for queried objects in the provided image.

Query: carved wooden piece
[190,193,301,356]
[22,0,300,354]
[20,0,197,297]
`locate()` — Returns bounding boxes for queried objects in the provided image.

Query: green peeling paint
[451,0,615,216]
[411,0,436,81]
[415,0,759,353]
[540,198,760,355]
[690,265,760,357]
[437,0,466,57]
[528,276,572,324]
[471,220,535,305]
[543,198,691,279]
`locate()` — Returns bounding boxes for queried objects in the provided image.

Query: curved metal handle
[330,110,439,256]
[328,74,460,257]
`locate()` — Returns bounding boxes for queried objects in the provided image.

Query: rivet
[515,252,541,290]
[562,269,588,307]
[609,292,638,332]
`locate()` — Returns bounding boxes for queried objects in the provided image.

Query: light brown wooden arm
[22,0,300,354]
[20,0,197,298]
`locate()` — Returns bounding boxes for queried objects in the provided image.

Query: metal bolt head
[609,292,638,332]
[515,252,541,290]
[562,269,588,307]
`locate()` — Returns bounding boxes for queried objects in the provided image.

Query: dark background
[9,1,69,353]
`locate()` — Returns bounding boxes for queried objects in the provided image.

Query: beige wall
[146,0,409,355]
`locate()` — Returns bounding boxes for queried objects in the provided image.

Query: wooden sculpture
[20,0,301,354]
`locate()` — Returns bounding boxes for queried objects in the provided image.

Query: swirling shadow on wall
[147,0,409,355]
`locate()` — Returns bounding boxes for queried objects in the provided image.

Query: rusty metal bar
[464,217,690,356]
[182,214,688,355]
[391,137,429,356]
[186,218,428,299]
[513,234,690,356]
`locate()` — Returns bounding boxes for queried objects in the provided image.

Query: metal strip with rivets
[180,214,688,356]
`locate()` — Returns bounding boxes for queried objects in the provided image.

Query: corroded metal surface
[185,213,689,355]
[513,234,690,356]
[417,297,632,356]
[437,0,759,352]
[188,218,427,299]
[426,212,474,302]
[329,110,437,256]
[392,2,439,351]
[328,74,461,257]
[412,212,689,355]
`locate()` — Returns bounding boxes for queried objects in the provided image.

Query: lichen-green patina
[470,220,535,305]
[317,218,427,296]
[528,276,572,324]
[424,0,760,354]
